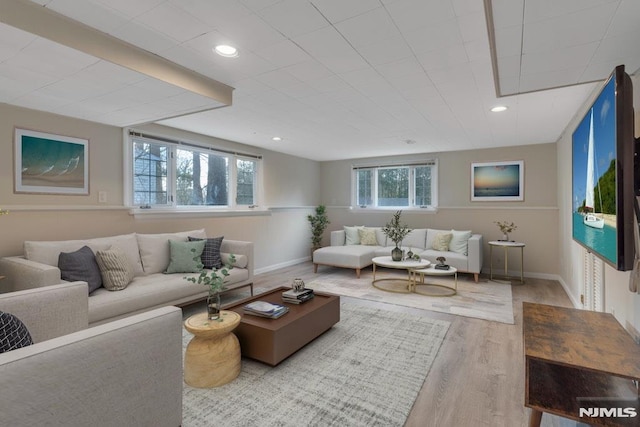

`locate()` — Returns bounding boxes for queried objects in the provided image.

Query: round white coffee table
[372,256,430,293]
[410,265,458,296]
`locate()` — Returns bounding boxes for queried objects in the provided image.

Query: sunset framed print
[471,160,524,201]
[14,128,89,195]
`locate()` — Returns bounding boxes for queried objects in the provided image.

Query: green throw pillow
[165,239,206,274]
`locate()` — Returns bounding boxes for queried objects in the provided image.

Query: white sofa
[0,282,183,427]
[313,227,483,282]
[0,229,254,326]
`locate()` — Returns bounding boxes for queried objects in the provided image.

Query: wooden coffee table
[224,286,340,366]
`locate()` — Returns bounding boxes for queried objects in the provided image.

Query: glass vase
[391,247,403,261]
[207,292,221,320]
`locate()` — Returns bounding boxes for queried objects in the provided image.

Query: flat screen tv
[572,65,635,270]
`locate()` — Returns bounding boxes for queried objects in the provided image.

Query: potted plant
[185,254,235,320]
[307,205,330,253]
[382,210,412,261]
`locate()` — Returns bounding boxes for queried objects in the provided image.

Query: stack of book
[282,288,314,304]
[243,301,289,319]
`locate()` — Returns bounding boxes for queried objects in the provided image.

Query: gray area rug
[306,273,514,324]
[182,303,450,427]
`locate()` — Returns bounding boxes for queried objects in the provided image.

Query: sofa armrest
[0,282,88,342]
[0,306,183,427]
[330,230,346,246]
[467,234,483,274]
[221,239,254,280]
[0,256,62,292]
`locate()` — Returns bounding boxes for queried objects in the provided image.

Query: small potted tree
[307,205,330,254]
[382,210,411,261]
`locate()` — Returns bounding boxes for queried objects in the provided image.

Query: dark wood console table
[523,302,640,426]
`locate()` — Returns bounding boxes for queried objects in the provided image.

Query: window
[128,131,261,210]
[353,160,437,209]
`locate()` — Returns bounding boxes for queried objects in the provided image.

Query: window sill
[350,207,438,214]
[128,207,271,219]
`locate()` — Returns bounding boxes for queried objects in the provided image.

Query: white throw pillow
[344,226,364,245]
[450,230,472,256]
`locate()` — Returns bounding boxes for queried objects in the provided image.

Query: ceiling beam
[0,0,233,106]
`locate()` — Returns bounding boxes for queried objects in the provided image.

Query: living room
[1,1,640,426]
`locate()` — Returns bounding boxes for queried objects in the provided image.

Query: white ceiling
[0,0,638,161]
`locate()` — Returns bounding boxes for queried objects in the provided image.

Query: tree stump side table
[184,310,241,388]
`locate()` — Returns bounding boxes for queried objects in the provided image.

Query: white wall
[0,105,321,274]
[557,73,640,335]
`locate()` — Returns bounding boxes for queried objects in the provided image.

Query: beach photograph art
[15,128,89,195]
[471,161,524,201]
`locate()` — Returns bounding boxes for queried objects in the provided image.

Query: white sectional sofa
[313,227,483,282]
[0,229,254,326]
[0,282,183,426]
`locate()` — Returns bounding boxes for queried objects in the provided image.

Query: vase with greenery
[185,254,236,320]
[382,210,412,261]
[307,205,330,252]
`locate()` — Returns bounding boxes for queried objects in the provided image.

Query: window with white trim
[128,131,261,209]
[352,160,437,209]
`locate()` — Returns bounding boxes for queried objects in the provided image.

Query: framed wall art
[14,128,89,195]
[471,160,524,201]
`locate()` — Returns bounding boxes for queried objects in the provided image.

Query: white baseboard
[254,256,311,275]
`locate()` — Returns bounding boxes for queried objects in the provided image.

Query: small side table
[489,240,525,284]
[410,266,458,296]
[184,310,241,388]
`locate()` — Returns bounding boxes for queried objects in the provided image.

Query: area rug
[182,303,450,427]
[306,273,514,324]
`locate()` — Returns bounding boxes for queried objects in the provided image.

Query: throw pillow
[189,236,223,269]
[358,227,378,245]
[95,247,135,291]
[58,245,103,294]
[0,311,33,353]
[344,226,363,245]
[450,230,472,256]
[432,232,453,251]
[165,239,206,274]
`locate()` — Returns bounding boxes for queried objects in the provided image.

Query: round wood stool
[183,310,241,388]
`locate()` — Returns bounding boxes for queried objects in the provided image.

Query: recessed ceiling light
[214,45,238,58]
[272,136,282,141]
[491,105,508,112]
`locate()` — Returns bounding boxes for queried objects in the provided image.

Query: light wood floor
[216,261,576,427]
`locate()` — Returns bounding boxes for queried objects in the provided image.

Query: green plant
[382,210,411,247]
[0,209,8,216]
[184,253,236,294]
[307,205,330,250]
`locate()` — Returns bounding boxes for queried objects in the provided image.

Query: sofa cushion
[426,228,449,250]
[189,236,223,269]
[401,229,427,250]
[358,228,378,245]
[95,247,135,291]
[25,233,143,276]
[432,232,453,251]
[58,246,102,294]
[344,226,363,245]
[450,230,472,256]
[0,311,33,353]
[136,229,206,274]
[373,228,387,246]
[165,240,206,274]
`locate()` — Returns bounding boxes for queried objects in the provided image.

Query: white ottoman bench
[312,245,377,278]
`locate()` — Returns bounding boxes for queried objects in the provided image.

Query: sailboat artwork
[583,109,605,229]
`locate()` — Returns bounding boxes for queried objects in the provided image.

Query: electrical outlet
[98,191,107,203]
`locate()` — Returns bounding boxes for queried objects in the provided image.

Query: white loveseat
[313,227,483,282]
[0,282,183,426]
[0,229,254,326]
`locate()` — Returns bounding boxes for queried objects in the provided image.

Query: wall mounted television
[572,65,635,271]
